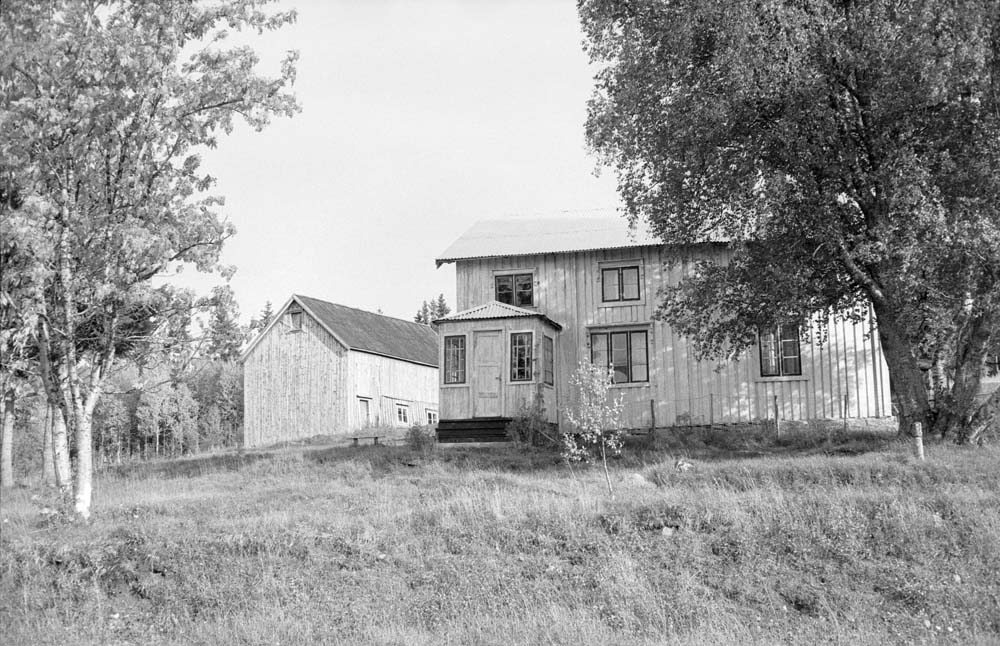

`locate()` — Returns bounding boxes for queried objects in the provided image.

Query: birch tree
[1,0,299,516]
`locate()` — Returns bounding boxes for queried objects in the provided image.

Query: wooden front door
[472,330,503,417]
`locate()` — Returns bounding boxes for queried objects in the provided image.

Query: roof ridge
[294,294,430,328]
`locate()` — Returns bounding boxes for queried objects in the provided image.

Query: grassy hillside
[1,430,998,645]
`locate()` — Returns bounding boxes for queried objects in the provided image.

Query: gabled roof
[435,301,562,331]
[436,217,661,266]
[243,295,438,367]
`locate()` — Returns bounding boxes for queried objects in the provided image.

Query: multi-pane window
[601,266,641,302]
[510,332,533,382]
[590,330,649,384]
[426,410,438,425]
[444,335,466,384]
[496,273,533,307]
[395,403,410,425]
[759,326,802,377]
[543,336,554,386]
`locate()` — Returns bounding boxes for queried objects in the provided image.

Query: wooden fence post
[773,395,780,436]
[709,393,714,429]
[649,399,656,436]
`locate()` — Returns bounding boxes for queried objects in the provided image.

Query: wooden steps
[436,418,512,443]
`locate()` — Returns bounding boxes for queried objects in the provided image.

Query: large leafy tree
[581,0,1000,442]
[1,0,298,516]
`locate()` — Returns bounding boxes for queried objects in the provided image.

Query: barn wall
[243,310,348,448]
[349,351,439,428]
[453,244,893,430]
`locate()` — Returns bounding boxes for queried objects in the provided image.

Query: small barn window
[759,326,801,377]
[590,330,648,384]
[426,409,438,425]
[395,403,410,426]
[510,332,533,382]
[601,266,641,302]
[543,335,554,385]
[444,336,466,384]
[496,273,533,307]
[289,310,303,332]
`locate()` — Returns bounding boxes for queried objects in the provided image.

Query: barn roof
[242,295,438,367]
[435,217,662,266]
[435,301,563,331]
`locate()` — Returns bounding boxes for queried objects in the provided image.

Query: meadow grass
[1,428,998,645]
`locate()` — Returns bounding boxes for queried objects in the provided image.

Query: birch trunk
[51,405,72,491]
[1,391,15,488]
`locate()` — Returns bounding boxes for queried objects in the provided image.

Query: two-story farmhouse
[242,295,439,447]
[433,218,892,439]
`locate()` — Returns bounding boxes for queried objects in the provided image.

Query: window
[591,330,648,383]
[601,266,641,302]
[759,326,801,377]
[444,336,466,384]
[510,332,533,382]
[426,409,438,425]
[395,403,410,425]
[543,336,554,386]
[357,398,372,426]
[496,273,533,307]
[289,310,302,331]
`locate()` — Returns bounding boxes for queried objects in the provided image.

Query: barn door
[472,330,502,417]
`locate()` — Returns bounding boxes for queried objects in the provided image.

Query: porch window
[759,326,801,377]
[543,335,554,386]
[590,330,648,384]
[601,266,641,302]
[444,335,466,384]
[496,273,533,307]
[510,332,533,382]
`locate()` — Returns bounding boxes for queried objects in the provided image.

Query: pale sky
[192,0,621,323]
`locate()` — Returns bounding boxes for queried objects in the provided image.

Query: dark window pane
[515,274,533,306]
[621,267,640,300]
[495,276,513,304]
[543,336,554,385]
[602,268,620,301]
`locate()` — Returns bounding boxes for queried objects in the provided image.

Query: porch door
[472,330,503,417]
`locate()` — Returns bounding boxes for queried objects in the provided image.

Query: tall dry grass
[1,431,998,645]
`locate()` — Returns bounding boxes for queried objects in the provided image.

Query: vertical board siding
[452,244,893,431]
[349,351,439,427]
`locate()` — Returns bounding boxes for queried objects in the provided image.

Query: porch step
[436,417,512,443]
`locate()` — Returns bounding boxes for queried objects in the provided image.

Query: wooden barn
[433,218,894,440]
[242,295,439,448]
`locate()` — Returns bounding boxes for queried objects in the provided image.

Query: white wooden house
[242,295,439,447]
[433,218,893,440]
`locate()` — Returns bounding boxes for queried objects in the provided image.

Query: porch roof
[434,301,563,331]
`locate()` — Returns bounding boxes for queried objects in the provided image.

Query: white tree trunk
[51,405,72,491]
[73,409,93,518]
[1,392,15,489]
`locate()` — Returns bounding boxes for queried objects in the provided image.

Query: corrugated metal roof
[435,301,563,331]
[436,217,661,266]
[296,295,439,367]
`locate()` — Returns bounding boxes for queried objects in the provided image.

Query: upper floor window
[602,266,641,302]
[591,330,648,384]
[543,335,554,386]
[289,310,303,332]
[759,326,801,377]
[496,273,533,307]
[444,335,466,384]
[510,332,533,381]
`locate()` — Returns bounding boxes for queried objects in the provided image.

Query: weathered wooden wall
[244,310,349,447]
[454,244,893,429]
[349,350,439,428]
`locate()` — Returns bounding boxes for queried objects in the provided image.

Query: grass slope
[1,429,998,645]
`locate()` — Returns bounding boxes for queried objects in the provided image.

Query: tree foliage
[581,0,1000,441]
[1,0,298,515]
[562,360,625,496]
[414,294,452,325]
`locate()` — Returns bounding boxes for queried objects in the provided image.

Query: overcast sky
[192,0,621,323]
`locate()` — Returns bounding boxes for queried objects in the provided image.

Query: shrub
[406,424,436,452]
[506,395,554,447]
[562,360,625,496]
